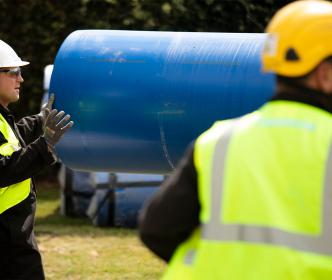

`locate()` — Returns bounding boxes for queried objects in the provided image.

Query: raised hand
[43,108,74,147]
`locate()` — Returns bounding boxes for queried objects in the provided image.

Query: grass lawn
[35,181,166,280]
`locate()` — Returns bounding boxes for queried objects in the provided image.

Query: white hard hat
[0,40,29,68]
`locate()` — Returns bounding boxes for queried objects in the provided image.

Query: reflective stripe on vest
[0,113,30,214]
[184,249,196,265]
[201,119,332,256]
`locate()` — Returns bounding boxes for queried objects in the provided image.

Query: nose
[18,73,23,82]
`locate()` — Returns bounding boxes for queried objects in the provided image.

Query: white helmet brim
[0,40,30,68]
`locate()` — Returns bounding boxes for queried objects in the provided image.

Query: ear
[314,61,332,95]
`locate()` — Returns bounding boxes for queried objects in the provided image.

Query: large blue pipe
[50,30,275,173]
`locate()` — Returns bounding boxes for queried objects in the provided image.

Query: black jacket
[0,105,55,189]
[139,85,332,262]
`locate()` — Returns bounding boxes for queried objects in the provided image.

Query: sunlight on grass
[35,182,165,280]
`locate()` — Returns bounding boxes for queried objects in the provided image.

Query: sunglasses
[0,67,21,77]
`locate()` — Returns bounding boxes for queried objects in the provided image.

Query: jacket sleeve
[139,142,200,262]
[16,114,43,145]
[0,136,56,187]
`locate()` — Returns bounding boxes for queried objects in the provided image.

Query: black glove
[43,108,74,147]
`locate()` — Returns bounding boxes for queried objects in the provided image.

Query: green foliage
[0,0,290,118]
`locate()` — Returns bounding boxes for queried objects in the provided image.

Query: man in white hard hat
[0,40,73,279]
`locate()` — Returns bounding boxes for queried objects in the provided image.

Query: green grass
[35,181,165,280]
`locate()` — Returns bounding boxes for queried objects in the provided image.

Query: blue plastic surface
[86,173,164,227]
[114,187,159,228]
[50,30,275,173]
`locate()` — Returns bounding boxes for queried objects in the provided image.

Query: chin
[10,95,19,104]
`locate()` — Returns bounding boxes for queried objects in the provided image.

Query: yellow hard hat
[262,0,332,77]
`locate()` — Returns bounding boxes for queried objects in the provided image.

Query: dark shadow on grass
[35,206,137,238]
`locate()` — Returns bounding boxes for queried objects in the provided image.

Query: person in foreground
[139,1,332,279]
[0,40,73,279]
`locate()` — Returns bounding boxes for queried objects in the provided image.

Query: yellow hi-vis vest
[0,113,30,214]
[163,100,332,280]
